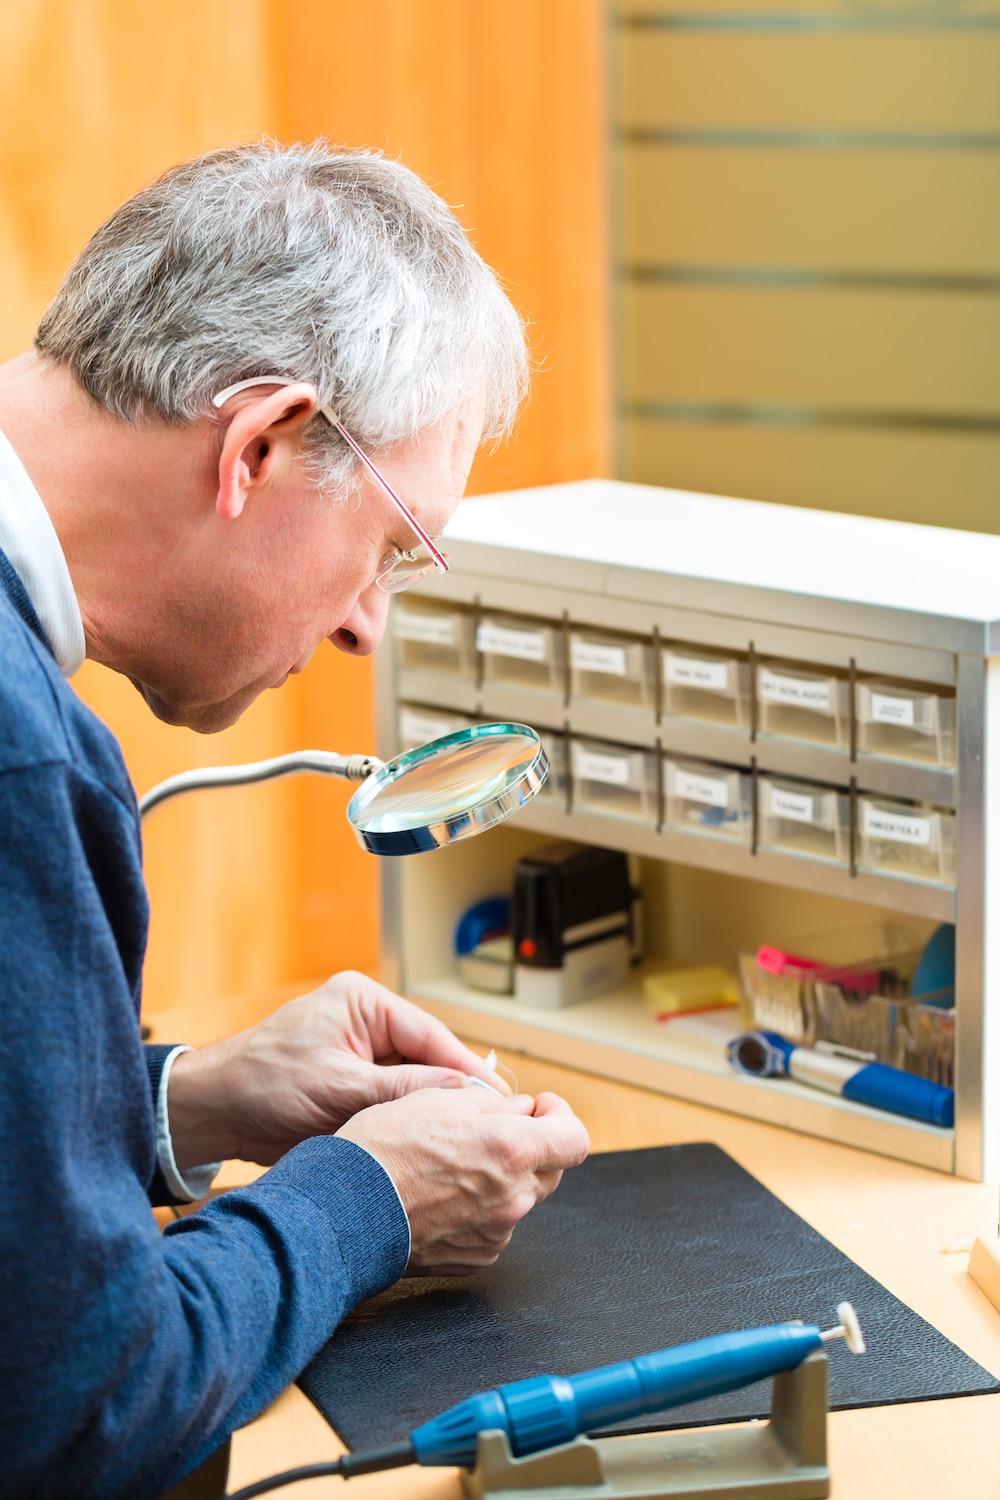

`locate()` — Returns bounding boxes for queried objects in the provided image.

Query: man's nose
[330,585,391,656]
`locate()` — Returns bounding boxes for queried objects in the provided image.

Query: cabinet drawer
[571,738,658,824]
[397,704,469,753]
[758,774,849,865]
[757,662,850,748]
[477,613,564,695]
[662,645,749,728]
[858,796,956,888]
[663,757,752,846]
[394,600,476,676]
[857,680,956,767]
[570,628,654,710]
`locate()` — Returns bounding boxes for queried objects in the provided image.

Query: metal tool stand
[461,1352,830,1500]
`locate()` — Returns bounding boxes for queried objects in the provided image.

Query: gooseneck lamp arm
[138,751,385,820]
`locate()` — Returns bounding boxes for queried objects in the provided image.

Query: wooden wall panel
[621,419,1000,533]
[620,32,1000,132]
[613,4,1000,531]
[620,149,1000,275]
[622,285,1000,412]
[0,1,610,1033]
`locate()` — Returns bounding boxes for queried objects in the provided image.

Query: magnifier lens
[348,723,547,856]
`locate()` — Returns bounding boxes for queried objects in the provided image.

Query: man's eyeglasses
[211,377,451,593]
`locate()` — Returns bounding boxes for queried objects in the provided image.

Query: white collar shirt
[0,424,85,676]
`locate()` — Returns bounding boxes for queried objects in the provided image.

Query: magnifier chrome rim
[347,722,548,856]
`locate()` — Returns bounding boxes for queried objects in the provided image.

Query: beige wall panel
[618,0,1000,18]
[622,284,1000,412]
[621,418,1000,531]
[619,33,1000,131]
[619,149,1000,273]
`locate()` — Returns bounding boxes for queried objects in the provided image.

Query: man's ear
[215,382,318,521]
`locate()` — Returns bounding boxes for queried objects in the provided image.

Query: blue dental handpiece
[225,1305,865,1498]
[409,1303,865,1468]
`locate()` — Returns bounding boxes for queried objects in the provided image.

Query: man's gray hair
[35,141,529,491]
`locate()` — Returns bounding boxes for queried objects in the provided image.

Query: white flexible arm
[138,750,384,820]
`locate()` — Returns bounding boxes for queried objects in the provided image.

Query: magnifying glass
[138,722,548,855]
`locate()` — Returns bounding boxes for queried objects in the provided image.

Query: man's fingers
[523,1112,591,1174]
[357,981,502,1085]
[530,1091,575,1118]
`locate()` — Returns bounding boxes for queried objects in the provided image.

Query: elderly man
[0,142,589,1500]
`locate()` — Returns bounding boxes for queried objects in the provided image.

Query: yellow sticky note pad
[643,965,741,1018]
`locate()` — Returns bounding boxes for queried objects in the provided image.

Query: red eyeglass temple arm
[319,405,448,573]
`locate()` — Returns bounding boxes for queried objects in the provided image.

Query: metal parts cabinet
[376,479,1000,1180]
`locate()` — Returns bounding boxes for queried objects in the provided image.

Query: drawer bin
[857,680,956,766]
[477,613,564,695]
[571,738,658,824]
[662,646,749,728]
[858,796,957,887]
[570,629,654,710]
[393,599,475,676]
[758,775,849,865]
[756,662,850,747]
[397,704,469,753]
[663,757,752,845]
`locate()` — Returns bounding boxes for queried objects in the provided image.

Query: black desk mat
[300,1142,999,1448]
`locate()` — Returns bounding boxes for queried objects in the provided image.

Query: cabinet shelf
[411,972,953,1174]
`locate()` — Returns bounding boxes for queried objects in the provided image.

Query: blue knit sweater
[0,550,410,1499]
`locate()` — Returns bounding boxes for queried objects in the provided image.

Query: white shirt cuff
[156,1045,222,1203]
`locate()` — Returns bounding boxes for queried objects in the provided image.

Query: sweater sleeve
[0,761,410,1500]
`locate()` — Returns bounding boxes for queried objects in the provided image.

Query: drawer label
[665,654,730,692]
[400,710,460,745]
[574,748,632,786]
[759,669,833,714]
[571,639,628,676]
[862,804,931,846]
[395,609,458,646]
[672,767,730,808]
[869,691,916,728]
[477,622,548,662]
[769,787,816,824]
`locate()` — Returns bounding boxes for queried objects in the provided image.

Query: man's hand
[338,1086,590,1275]
[166,971,508,1170]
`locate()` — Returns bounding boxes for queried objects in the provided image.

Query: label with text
[571,638,628,676]
[477,622,548,663]
[758,669,833,714]
[395,610,459,646]
[769,787,818,824]
[862,804,932,846]
[671,766,731,808]
[665,654,730,693]
[575,748,633,787]
[868,691,917,728]
[400,710,460,745]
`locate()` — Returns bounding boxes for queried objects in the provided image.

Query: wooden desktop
[217,1043,1000,1500]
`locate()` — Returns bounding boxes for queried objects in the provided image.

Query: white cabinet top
[444,480,1000,653]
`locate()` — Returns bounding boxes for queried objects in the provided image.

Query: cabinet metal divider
[751,756,759,855]
[563,718,573,816]
[656,738,665,833]
[652,623,663,726]
[849,776,858,877]
[562,610,572,709]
